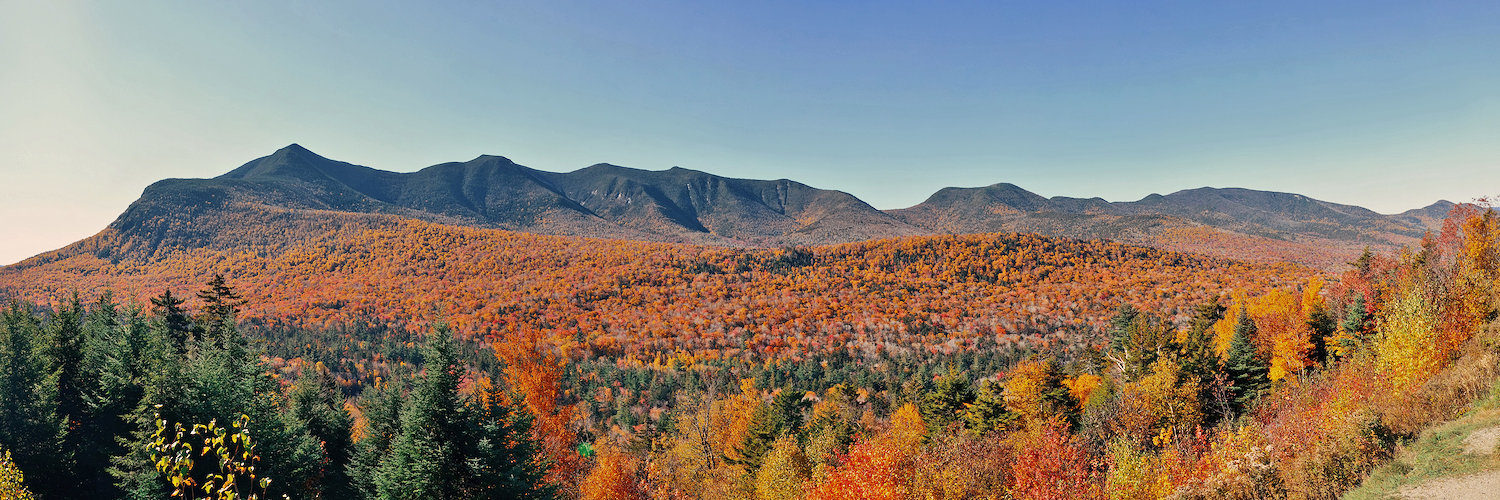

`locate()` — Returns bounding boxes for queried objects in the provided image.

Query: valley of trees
[1,203,1498,498]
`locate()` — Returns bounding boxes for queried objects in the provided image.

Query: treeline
[0,277,553,499]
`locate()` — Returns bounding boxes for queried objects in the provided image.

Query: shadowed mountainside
[890,182,1451,268]
[4,144,1454,270]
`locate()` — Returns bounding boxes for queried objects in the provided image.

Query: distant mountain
[890,183,1449,268]
[3,145,1461,271]
[85,144,924,261]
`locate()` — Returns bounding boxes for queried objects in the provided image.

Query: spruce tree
[0,305,64,500]
[289,364,356,500]
[195,274,244,344]
[465,387,555,499]
[1224,309,1269,416]
[148,290,192,352]
[349,380,405,499]
[922,368,976,435]
[730,389,807,472]
[74,294,146,498]
[376,327,470,499]
[961,379,1015,435]
[36,295,87,494]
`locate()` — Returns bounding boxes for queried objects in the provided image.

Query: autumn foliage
[2,200,1499,499]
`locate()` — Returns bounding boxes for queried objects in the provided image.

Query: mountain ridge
[6,145,1459,270]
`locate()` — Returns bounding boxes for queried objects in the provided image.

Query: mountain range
[9,144,1455,270]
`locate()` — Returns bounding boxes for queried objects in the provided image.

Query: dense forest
[2,203,1498,499]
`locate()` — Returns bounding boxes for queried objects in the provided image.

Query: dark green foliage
[114,279,322,500]
[349,380,406,499]
[148,289,193,352]
[961,379,1016,435]
[1306,303,1336,366]
[372,326,555,499]
[1108,306,1176,381]
[1180,301,1230,425]
[0,280,557,500]
[1026,358,1083,426]
[922,368,976,435]
[0,304,65,499]
[196,273,245,344]
[289,364,356,500]
[74,294,149,498]
[376,327,469,499]
[1336,294,1373,359]
[1224,308,1269,416]
[465,388,555,500]
[730,389,808,473]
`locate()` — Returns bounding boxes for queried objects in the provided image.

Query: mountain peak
[469,154,519,165]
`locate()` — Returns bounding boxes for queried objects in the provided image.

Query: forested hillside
[0,148,1495,498]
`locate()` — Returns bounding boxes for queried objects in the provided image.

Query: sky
[2,1,1498,265]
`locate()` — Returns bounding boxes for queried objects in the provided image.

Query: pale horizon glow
[3,1,1499,265]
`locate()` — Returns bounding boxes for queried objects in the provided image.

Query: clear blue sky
[3,1,1498,264]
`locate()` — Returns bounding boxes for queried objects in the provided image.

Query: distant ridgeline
[10,144,1451,271]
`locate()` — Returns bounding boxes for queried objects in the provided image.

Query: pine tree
[376,326,470,499]
[195,274,244,344]
[730,403,781,473]
[465,386,555,499]
[961,379,1016,435]
[1224,308,1269,416]
[117,281,320,499]
[1306,303,1336,366]
[349,380,405,499]
[921,368,975,435]
[0,305,64,500]
[731,389,807,473]
[75,294,147,498]
[148,290,192,352]
[289,364,356,500]
[1107,307,1175,381]
[35,295,87,494]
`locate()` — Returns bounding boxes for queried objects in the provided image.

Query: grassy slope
[1345,364,1500,498]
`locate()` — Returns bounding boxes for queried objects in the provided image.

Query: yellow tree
[1376,275,1441,386]
[0,450,35,500]
[755,434,811,500]
[1247,287,1315,381]
[1446,207,1500,351]
[1003,359,1074,425]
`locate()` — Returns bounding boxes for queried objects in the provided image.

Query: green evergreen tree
[195,274,244,344]
[289,364,356,500]
[1306,303,1336,366]
[116,281,320,499]
[960,379,1015,435]
[921,368,976,435]
[148,290,192,352]
[376,326,471,500]
[1224,308,1269,416]
[74,294,148,498]
[464,388,555,499]
[1180,301,1229,425]
[1108,306,1176,381]
[1335,294,1372,359]
[730,389,807,473]
[349,380,405,499]
[0,305,64,500]
[34,296,87,495]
